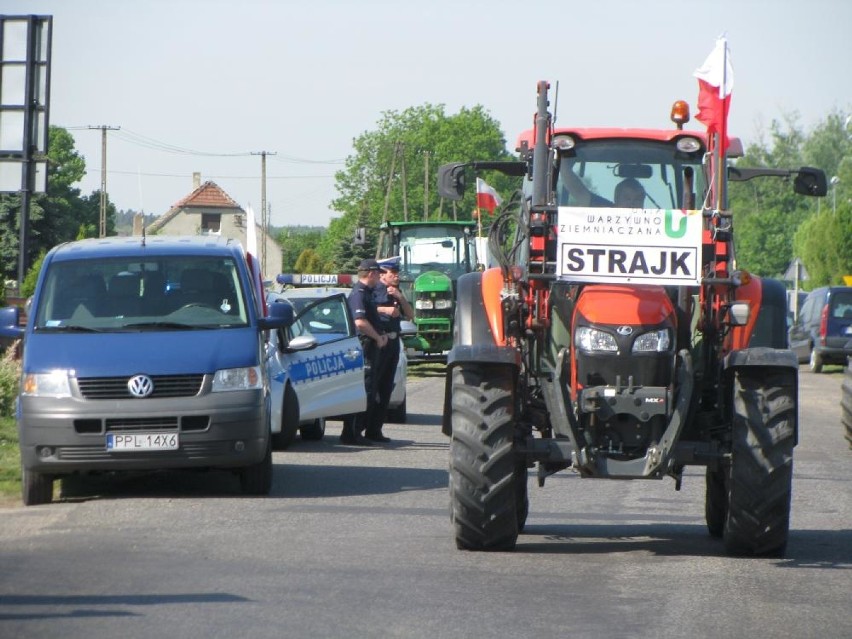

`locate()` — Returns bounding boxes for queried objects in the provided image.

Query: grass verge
[0,415,20,505]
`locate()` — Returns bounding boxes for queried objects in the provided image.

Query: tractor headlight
[415,299,434,310]
[575,327,618,352]
[433,299,453,310]
[631,329,671,353]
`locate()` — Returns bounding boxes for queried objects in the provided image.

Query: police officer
[369,256,414,443]
[343,258,387,446]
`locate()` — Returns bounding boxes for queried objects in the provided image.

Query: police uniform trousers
[367,334,400,437]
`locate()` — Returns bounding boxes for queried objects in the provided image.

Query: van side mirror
[259,300,295,331]
[0,306,24,339]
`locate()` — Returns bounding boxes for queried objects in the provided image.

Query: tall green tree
[277,227,324,272]
[729,112,844,277]
[319,104,514,268]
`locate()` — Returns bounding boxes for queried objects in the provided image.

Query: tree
[319,104,514,268]
[0,126,104,282]
[293,248,323,273]
[277,227,324,272]
[729,111,851,277]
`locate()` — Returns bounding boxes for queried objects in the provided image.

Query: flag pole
[718,36,728,210]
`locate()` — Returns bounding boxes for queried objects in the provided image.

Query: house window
[201,213,221,234]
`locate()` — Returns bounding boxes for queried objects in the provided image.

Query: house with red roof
[146,174,282,280]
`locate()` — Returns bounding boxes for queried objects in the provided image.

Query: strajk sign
[556,207,703,286]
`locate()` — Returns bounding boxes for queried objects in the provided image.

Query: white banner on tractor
[556,207,703,286]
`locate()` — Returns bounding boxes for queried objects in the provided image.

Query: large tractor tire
[723,369,796,556]
[841,359,852,450]
[449,364,521,551]
[515,458,529,533]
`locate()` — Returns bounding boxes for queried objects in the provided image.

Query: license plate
[106,432,179,451]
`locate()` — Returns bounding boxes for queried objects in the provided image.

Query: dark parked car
[788,286,852,372]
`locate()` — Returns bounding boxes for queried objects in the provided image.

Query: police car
[265,288,366,448]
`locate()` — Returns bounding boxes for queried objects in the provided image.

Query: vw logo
[127,374,154,398]
[616,326,634,336]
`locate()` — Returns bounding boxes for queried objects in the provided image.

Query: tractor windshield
[556,140,707,211]
[394,225,477,280]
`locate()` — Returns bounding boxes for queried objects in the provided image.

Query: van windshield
[34,256,249,330]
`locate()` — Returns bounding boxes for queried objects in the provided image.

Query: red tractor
[437,81,826,556]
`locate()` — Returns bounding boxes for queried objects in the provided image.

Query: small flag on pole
[476,178,502,216]
[693,37,734,151]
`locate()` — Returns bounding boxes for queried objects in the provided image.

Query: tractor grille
[77,375,204,399]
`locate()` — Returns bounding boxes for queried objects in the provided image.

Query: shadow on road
[516,522,852,565]
[272,463,447,498]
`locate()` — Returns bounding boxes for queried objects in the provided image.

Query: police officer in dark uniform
[343,258,388,446]
[370,256,414,443]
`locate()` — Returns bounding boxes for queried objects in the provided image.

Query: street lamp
[830,176,839,214]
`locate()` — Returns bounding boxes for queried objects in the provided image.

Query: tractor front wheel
[449,365,520,551]
[724,369,796,556]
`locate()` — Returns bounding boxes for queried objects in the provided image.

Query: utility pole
[251,151,276,276]
[88,125,120,237]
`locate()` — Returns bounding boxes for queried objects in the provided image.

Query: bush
[0,343,21,418]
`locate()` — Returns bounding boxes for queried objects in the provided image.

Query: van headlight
[212,366,262,392]
[575,327,618,352]
[415,299,433,310]
[22,371,73,397]
[631,329,672,352]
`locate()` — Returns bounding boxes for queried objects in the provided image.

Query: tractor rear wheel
[449,365,520,551]
[515,458,529,533]
[704,467,727,538]
[724,369,795,556]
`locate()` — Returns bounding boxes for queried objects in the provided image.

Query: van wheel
[808,348,823,373]
[239,439,272,496]
[22,466,54,506]
[300,418,326,441]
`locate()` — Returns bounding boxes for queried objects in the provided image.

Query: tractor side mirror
[793,167,827,197]
[437,163,466,201]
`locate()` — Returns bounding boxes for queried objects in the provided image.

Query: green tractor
[378,220,486,357]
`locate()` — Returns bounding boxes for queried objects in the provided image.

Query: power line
[61,124,346,164]
[106,169,335,179]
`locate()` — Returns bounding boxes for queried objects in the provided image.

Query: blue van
[789,286,852,372]
[0,236,292,505]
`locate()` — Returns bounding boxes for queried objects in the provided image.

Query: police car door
[283,293,366,421]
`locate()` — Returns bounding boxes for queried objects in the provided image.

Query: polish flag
[476,178,502,215]
[693,37,734,151]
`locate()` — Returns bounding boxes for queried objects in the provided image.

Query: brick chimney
[193,172,201,190]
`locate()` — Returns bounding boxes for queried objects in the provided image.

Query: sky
[4,0,851,228]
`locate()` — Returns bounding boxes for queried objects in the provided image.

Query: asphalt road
[0,365,850,638]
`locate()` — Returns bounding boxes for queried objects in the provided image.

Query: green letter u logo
[665,209,687,238]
